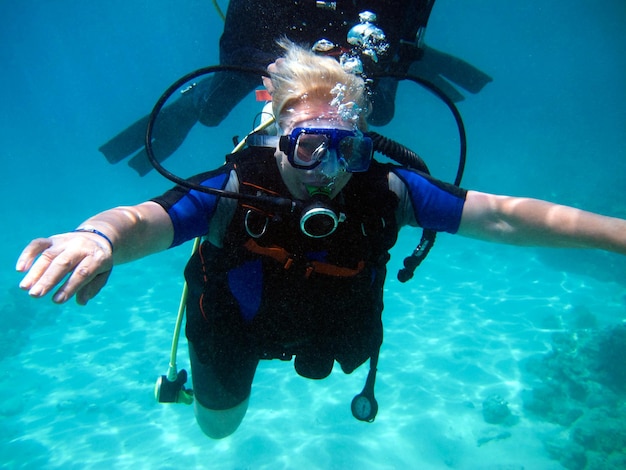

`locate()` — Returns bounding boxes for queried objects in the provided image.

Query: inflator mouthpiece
[154,369,193,404]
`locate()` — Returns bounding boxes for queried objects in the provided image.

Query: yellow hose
[163,115,277,387]
[212,0,226,21]
[165,237,201,382]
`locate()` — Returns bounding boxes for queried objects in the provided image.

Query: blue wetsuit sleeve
[392,167,467,233]
[150,169,232,248]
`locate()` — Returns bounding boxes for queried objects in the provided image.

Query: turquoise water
[2,1,626,468]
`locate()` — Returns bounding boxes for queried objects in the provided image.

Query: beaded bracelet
[73,228,114,252]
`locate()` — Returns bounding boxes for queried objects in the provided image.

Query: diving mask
[279,127,373,172]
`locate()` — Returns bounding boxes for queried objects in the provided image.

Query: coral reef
[521,323,626,469]
[482,394,517,426]
[1,288,49,360]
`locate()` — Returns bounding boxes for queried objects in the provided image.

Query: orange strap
[244,239,365,278]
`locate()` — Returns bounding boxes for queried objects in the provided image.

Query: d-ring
[245,210,269,238]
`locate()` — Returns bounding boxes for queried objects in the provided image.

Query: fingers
[75,270,112,305]
[16,238,53,272]
[18,242,67,294]
[51,257,111,305]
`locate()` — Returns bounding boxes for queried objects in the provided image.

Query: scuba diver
[17,39,626,439]
[99,0,492,176]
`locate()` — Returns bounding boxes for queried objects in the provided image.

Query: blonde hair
[269,38,371,129]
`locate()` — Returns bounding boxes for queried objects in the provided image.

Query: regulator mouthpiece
[299,192,345,238]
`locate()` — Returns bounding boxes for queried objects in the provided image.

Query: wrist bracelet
[73,228,114,252]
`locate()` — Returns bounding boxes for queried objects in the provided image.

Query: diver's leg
[194,70,262,127]
[100,70,261,172]
[100,84,199,167]
[367,77,400,127]
[188,341,258,439]
[420,45,492,94]
[124,71,261,176]
[193,395,250,439]
[409,45,493,101]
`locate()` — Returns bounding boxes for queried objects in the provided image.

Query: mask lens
[285,128,373,172]
[338,136,372,172]
[294,133,329,167]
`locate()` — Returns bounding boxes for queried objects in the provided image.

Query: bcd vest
[185,147,400,379]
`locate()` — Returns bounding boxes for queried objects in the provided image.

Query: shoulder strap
[228,146,291,196]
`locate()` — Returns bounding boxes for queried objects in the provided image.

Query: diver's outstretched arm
[458,191,626,254]
[16,201,173,304]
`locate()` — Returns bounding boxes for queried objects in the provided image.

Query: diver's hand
[16,233,113,305]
